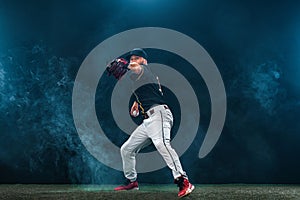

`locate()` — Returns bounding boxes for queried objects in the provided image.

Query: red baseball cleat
[114,180,139,191]
[175,176,195,198]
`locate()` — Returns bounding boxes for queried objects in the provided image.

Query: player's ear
[143,58,148,65]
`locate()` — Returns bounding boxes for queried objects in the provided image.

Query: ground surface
[0,184,299,200]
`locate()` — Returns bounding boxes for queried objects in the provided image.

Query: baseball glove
[106,58,129,80]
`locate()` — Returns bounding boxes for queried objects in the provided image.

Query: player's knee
[120,143,128,155]
[153,140,165,150]
[154,139,173,151]
[120,143,133,156]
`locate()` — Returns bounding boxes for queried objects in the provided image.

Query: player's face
[130,55,144,65]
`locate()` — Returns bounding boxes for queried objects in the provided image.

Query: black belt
[143,105,169,119]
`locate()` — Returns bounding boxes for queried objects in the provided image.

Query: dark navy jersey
[127,65,166,113]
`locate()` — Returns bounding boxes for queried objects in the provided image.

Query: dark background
[0,0,299,184]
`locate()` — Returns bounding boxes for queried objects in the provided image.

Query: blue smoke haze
[0,0,300,184]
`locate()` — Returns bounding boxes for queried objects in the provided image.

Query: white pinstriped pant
[120,105,186,181]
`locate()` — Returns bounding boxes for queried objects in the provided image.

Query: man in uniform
[113,48,194,198]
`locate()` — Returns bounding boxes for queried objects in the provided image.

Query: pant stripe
[160,111,178,172]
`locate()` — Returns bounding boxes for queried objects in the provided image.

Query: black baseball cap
[127,48,148,60]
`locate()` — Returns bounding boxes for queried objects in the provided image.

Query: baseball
[132,110,139,117]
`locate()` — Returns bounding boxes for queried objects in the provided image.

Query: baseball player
[108,48,194,198]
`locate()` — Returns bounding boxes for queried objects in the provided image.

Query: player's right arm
[130,101,139,117]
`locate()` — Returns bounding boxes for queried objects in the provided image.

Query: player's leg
[148,109,185,177]
[149,109,194,197]
[115,123,151,191]
[120,126,151,182]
